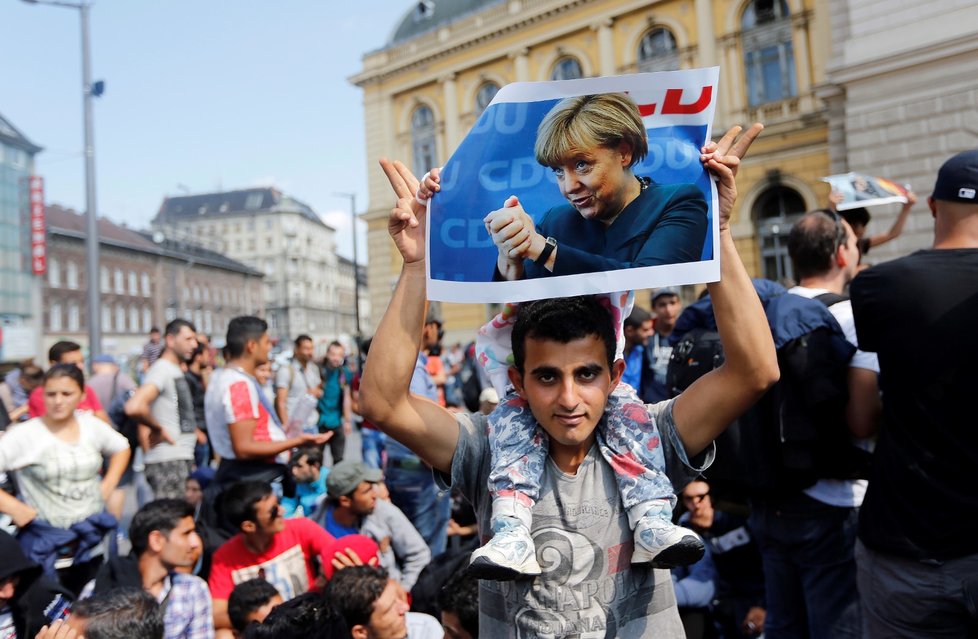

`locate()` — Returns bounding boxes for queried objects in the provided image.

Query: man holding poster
[360,118,778,636]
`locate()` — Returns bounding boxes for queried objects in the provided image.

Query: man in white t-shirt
[126,319,200,499]
[273,334,322,433]
[748,210,881,638]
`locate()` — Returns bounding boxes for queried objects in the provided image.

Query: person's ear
[338,495,352,509]
[351,624,369,639]
[147,530,167,554]
[241,520,257,535]
[507,367,526,399]
[608,359,626,393]
[617,140,633,168]
[928,196,937,218]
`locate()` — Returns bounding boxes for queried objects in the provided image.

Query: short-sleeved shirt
[143,358,197,464]
[274,359,321,423]
[205,367,286,463]
[0,414,129,528]
[208,518,335,602]
[439,399,713,638]
[28,384,104,419]
[159,573,214,639]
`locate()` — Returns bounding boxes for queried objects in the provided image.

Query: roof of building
[154,187,330,229]
[387,0,505,45]
[46,204,262,276]
[0,112,43,154]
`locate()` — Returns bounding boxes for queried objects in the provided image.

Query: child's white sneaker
[631,516,704,568]
[468,521,542,580]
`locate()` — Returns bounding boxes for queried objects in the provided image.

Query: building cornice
[827,31,978,85]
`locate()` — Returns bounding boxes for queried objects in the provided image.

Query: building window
[68,302,80,332]
[116,305,127,333]
[100,266,110,293]
[741,0,796,107]
[102,305,112,333]
[752,184,806,282]
[245,193,263,210]
[411,105,437,179]
[66,261,79,290]
[638,28,680,73]
[475,82,500,116]
[126,271,136,295]
[142,307,152,333]
[50,303,62,331]
[129,306,139,334]
[141,273,151,297]
[550,56,583,81]
[48,258,61,288]
[265,219,273,231]
[193,286,201,302]
[114,268,124,293]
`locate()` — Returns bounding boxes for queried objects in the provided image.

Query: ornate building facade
[352,0,832,337]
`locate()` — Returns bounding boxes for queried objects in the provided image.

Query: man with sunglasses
[747,210,881,638]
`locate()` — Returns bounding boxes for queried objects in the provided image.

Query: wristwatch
[535,236,557,265]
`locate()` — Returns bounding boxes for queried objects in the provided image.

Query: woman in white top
[0,364,130,594]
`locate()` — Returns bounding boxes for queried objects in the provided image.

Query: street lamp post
[23,0,102,362]
[334,192,361,341]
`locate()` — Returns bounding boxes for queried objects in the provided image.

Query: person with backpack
[317,342,352,465]
[753,210,880,638]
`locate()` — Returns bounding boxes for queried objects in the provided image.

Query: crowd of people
[0,119,975,639]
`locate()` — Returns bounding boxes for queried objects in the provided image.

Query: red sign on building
[29,176,45,276]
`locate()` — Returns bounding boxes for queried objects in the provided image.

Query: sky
[0,1,405,261]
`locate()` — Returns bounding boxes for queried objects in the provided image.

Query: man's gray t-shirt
[439,398,713,638]
[143,358,197,464]
[274,359,321,424]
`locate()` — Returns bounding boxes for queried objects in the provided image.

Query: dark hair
[43,363,85,391]
[787,210,848,279]
[624,306,651,330]
[438,568,480,638]
[294,334,313,347]
[229,578,281,633]
[128,499,194,557]
[360,337,372,356]
[20,364,44,384]
[327,340,343,351]
[47,340,81,364]
[226,316,268,359]
[327,565,389,629]
[150,327,161,334]
[838,206,870,228]
[511,297,616,373]
[244,592,348,639]
[165,318,197,337]
[221,481,273,529]
[71,588,164,639]
[290,446,323,469]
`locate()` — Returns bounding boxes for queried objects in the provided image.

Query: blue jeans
[386,462,451,556]
[361,428,387,470]
[749,493,862,639]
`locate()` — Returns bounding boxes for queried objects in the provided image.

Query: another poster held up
[822,172,911,211]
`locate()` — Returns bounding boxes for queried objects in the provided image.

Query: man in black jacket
[0,530,73,638]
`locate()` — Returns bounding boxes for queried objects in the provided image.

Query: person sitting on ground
[327,566,411,639]
[313,461,430,592]
[36,587,164,639]
[242,592,347,639]
[437,568,479,639]
[362,122,777,635]
[227,578,282,638]
[281,446,329,518]
[0,365,130,596]
[207,481,336,636]
[89,499,212,639]
[0,364,43,423]
[0,529,73,639]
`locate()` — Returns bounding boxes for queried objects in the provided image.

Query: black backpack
[666,293,869,500]
[107,386,140,463]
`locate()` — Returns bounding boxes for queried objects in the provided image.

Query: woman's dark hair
[511,296,617,373]
[43,363,85,391]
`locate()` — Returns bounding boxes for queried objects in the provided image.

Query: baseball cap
[326,460,383,498]
[652,287,681,303]
[933,149,978,203]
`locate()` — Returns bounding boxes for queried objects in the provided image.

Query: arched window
[550,56,583,81]
[475,82,500,116]
[116,304,127,334]
[752,184,806,282]
[50,303,62,331]
[411,105,437,179]
[102,305,112,333]
[741,0,796,107]
[638,28,680,73]
[68,302,80,332]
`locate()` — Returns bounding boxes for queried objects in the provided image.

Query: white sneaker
[468,523,542,580]
[631,517,704,568]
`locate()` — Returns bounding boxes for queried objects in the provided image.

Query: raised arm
[358,159,460,474]
[868,190,916,248]
[672,124,780,457]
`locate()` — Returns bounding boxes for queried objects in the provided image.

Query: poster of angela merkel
[425,67,721,303]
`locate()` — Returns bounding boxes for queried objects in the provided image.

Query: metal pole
[350,193,361,340]
[80,2,101,362]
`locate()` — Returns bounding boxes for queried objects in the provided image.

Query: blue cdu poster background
[428,99,713,283]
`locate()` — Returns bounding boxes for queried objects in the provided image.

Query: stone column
[441,73,459,150]
[695,0,717,66]
[592,19,615,76]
